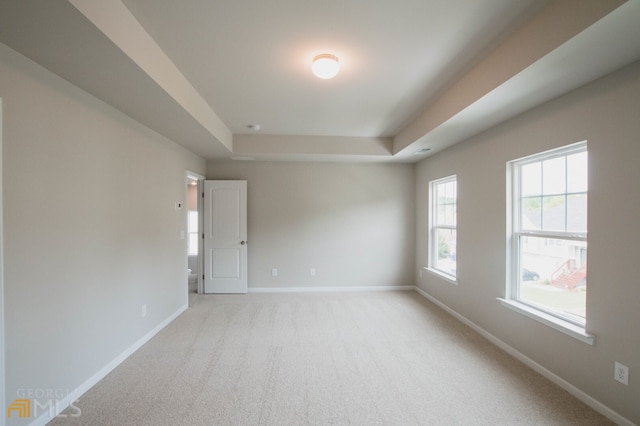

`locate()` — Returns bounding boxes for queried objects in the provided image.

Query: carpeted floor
[52,291,613,425]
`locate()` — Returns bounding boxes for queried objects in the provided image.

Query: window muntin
[430,176,457,278]
[511,142,587,326]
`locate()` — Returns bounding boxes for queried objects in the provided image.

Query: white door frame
[185,171,205,296]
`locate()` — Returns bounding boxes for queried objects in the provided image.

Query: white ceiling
[1,0,639,162]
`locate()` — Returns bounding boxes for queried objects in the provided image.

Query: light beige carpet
[52,291,613,425]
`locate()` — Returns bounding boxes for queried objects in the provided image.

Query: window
[507,142,588,333]
[187,210,198,255]
[429,176,457,279]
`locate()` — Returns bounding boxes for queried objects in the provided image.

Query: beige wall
[1,42,205,423]
[206,161,416,289]
[415,60,640,423]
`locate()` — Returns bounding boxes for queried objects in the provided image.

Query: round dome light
[312,54,340,79]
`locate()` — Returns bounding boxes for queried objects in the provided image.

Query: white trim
[185,170,205,181]
[185,170,205,296]
[424,267,458,286]
[414,287,633,426]
[29,303,188,426]
[498,298,594,345]
[249,285,415,293]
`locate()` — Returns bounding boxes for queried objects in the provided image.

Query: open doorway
[186,172,204,295]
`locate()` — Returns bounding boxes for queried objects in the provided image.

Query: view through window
[511,142,587,325]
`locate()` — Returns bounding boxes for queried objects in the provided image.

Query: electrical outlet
[141,304,147,318]
[271,268,278,277]
[614,362,629,385]
[310,268,316,277]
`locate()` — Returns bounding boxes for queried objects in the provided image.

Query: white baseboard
[29,303,188,426]
[413,287,635,426]
[249,285,415,293]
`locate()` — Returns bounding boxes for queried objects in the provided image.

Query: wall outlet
[141,304,147,318]
[271,268,278,277]
[310,268,316,277]
[614,362,629,385]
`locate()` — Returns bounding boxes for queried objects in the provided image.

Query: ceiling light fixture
[312,54,340,79]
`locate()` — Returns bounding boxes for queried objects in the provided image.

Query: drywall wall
[0,42,205,424]
[206,161,415,289]
[415,60,640,424]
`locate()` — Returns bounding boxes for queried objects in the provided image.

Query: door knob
[241,241,246,245]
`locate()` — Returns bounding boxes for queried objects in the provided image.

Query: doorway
[185,172,204,295]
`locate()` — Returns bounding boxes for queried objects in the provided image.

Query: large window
[429,176,457,279]
[508,142,588,329]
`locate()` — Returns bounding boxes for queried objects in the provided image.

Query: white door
[204,180,248,293]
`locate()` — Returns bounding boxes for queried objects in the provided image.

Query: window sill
[424,267,458,286]
[498,298,595,345]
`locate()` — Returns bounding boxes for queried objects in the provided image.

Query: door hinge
[202,233,205,239]
[202,192,204,198]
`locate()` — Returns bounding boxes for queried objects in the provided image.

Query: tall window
[509,142,587,326]
[430,176,457,279]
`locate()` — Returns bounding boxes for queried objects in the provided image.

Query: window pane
[519,235,587,321]
[542,195,566,232]
[444,204,455,226]
[567,194,587,233]
[521,162,541,196]
[567,151,588,193]
[436,205,446,226]
[542,157,566,195]
[437,183,446,205]
[521,196,541,230]
[446,180,456,203]
[435,228,456,276]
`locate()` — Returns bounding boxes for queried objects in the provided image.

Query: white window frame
[427,175,457,283]
[501,141,594,344]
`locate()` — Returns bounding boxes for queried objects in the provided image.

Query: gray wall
[1,42,205,423]
[2,31,638,425]
[207,161,416,289]
[415,60,640,423]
